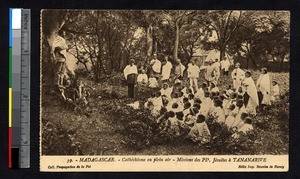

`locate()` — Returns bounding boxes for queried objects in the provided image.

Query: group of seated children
[144,80,257,145]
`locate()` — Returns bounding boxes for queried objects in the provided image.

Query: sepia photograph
[40,9,289,171]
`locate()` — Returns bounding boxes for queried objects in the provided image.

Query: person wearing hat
[231,62,245,89]
[220,56,231,76]
[123,59,138,98]
[150,54,161,78]
[256,67,271,106]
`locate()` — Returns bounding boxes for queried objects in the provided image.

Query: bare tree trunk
[146,25,153,58]
[173,20,180,63]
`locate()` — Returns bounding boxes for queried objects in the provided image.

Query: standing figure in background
[161,55,173,83]
[231,62,245,90]
[220,56,231,76]
[212,58,221,83]
[123,59,138,98]
[256,68,271,106]
[150,54,161,79]
[187,59,200,92]
[201,60,216,86]
[174,58,186,80]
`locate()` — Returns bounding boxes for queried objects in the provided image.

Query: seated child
[211,99,225,123]
[183,102,192,118]
[160,83,173,100]
[184,107,199,127]
[200,91,212,117]
[209,82,219,93]
[225,104,237,129]
[137,69,149,85]
[167,111,180,136]
[238,117,254,134]
[148,74,158,88]
[188,115,211,144]
[195,83,207,100]
[188,93,195,106]
[152,92,163,116]
[271,81,280,102]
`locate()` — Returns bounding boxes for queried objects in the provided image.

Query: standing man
[212,58,221,83]
[187,59,200,91]
[220,56,230,76]
[161,55,173,83]
[123,59,138,98]
[174,58,186,80]
[150,54,162,78]
[231,62,245,90]
[200,60,216,86]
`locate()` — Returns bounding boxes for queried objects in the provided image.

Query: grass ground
[41,70,289,155]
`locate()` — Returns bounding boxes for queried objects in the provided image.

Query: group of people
[124,54,281,145]
[123,54,232,98]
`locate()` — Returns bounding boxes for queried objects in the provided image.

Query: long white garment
[243,77,259,114]
[256,74,271,105]
[161,61,173,80]
[231,68,245,89]
[123,65,138,80]
[150,59,162,73]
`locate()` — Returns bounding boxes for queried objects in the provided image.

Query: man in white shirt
[187,59,200,91]
[161,55,173,82]
[123,59,138,98]
[150,54,161,78]
[231,62,245,90]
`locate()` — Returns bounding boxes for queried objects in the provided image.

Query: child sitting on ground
[160,83,173,100]
[184,107,199,128]
[148,74,158,88]
[211,98,225,123]
[209,82,219,93]
[167,111,180,137]
[137,69,149,86]
[195,83,207,100]
[238,117,254,134]
[200,91,212,117]
[188,115,211,145]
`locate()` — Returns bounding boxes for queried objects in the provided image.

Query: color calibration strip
[9,8,31,169]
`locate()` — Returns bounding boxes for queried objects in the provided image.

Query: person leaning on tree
[123,59,138,98]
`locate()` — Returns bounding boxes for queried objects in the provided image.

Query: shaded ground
[41,70,289,155]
